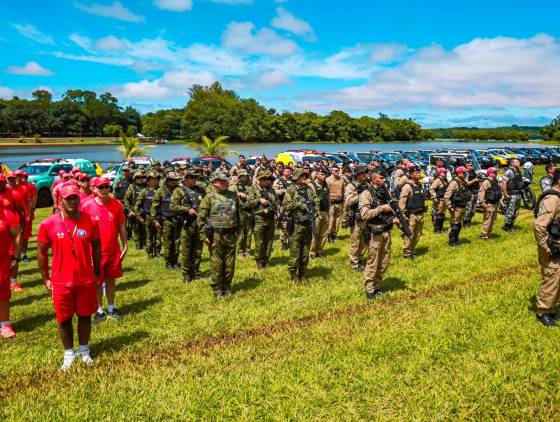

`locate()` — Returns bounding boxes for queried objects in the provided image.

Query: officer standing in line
[152,161,164,179]
[151,172,181,269]
[501,158,524,232]
[326,166,345,243]
[230,169,252,257]
[124,172,147,249]
[197,172,240,298]
[309,168,330,259]
[429,168,449,233]
[534,170,560,326]
[135,172,161,259]
[170,170,206,283]
[443,166,472,247]
[248,170,279,269]
[344,166,369,271]
[359,169,395,300]
[478,167,501,240]
[282,168,319,283]
[273,167,293,250]
[463,161,481,228]
[398,166,426,259]
[540,163,557,193]
[113,167,132,239]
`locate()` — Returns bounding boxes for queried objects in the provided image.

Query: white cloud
[370,42,407,63]
[74,1,145,22]
[54,51,134,66]
[271,7,316,41]
[254,69,292,88]
[95,35,126,50]
[296,34,560,111]
[12,23,55,45]
[153,0,192,11]
[222,21,298,56]
[118,79,171,99]
[69,33,94,52]
[184,44,246,75]
[210,0,252,4]
[6,61,54,76]
[0,86,15,98]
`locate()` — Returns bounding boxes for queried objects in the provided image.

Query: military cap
[147,171,160,179]
[211,171,229,182]
[315,168,327,174]
[371,167,387,177]
[185,169,199,177]
[257,170,274,180]
[153,161,161,166]
[237,169,249,177]
[354,165,368,175]
[179,163,188,170]
[408,165,421,174]
[165,171,181,180]
[292,168,309,180]
[133,171,146,179]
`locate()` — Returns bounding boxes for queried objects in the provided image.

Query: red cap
[59,182,80,199]
[437,168,447,176]
[487,167,496,175]
[78,173,91,181]
[91,177,110,187]
[7,173,16,179]
[21,171,29,177]
[14,170,23,176]
[71,167,81,173]
[405,162,415,170]
[455,166,467,174]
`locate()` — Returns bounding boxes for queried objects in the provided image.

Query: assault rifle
[299,188,317,236]
[378,185,412,238]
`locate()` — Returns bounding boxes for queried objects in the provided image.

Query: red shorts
[0,260,10,302]
[52,283,98,323]
[23,221,33,239]
[99,254,123,282]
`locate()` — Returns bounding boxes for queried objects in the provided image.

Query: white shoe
[80,353,94,366]
[60,352,77,372]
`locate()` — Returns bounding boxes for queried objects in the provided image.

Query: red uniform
[80,197,125,281]
[0,208,19,301]
[15,183,32,239]
[37,212,100,323]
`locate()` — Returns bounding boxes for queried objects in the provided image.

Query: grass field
[1,166,558,420]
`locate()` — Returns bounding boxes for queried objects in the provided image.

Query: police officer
[197,172,240,298]
[113,166,132,239]
[309,168,330,259]
[478,167,501,240]
[282,168,320,283]
[152,161,164,179]
[151,172,181,269]
[248,170,279,269]
[534,170,560,326]
[359,169,395,300]
[326,166,345,243]
[135,172,161,259]
[398,165,425,259]
[501,158,523,232]
[344,166,369,271]
[540,163,557,193]
[124,172,147,249]
[273,168,293,250]
[429,168,449,233]
[230,169,252,257]
[463,161,481,228]
[444,166,472,246]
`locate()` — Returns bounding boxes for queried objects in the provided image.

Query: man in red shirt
[80,177,127,323]
[37,183,101,371]
[17,171,37,263]
[6,174,26,292]
[52,172,72,213]
[0,200,21,339]
[77,173,93,201]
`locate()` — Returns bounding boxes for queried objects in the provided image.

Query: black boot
[448,224,460,246]
[463,219,471,228]
[434,215,444,233]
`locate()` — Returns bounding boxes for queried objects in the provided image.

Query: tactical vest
[435,179,448,198]
[183,185,203,210]
[349,181,367,211]
[484,179,502,204]
[466,169,480,192]
[328,178,344,201]
[207,192,237,229]
[535,191,560,258]
[314,181,330,212]
[131,184,143,205]
[115,178,130,200]
[365,187,393,230]
[450,179,472,207]
[160,188,176,218]
[276,177,289,201]
[405,183,425,213]
[507,168,524,194]
[142,189,155,214]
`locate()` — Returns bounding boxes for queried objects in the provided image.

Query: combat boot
[537,314,558,327]
[366,289,385,300]
[183,274,192,283]
[463,219,471,228]
[281,242,289,250]
[503,223,513,232]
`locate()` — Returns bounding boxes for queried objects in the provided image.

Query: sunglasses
[97,185,111,190]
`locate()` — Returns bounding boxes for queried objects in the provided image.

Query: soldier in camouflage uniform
[273,168,293,250]
[197,172,240,298]
[248,170,279,269]
[501,158,523,232]
[282,168,320,282]
[135,172,161,258]
[124,172,147,249]
[170,170,206,283]
[308,168,330,259]
[113,166,133,239]
[151,172,181,269]
[229,169,252,257]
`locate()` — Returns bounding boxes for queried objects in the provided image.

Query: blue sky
[1,0,560,127]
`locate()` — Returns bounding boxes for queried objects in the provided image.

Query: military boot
[463,219,471,228]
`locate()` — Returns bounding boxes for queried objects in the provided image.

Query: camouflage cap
[237,169,249,177]
[292,168,309,180]
[165,171,181,180]
[133,171,146,179]
[355,165,368,175]
[147,171,160,179]
[185,169,199,177]
[257,170,274,180]
[211,171,229,182]
[153,161,161,166]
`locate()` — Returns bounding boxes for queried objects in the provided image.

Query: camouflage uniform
[308,176,330,258]
[124,172,146,249]
[463,168,481,227]
[428,175,449,233]
[273,175,293,249]
[135,173,161,258]
[113,169,132,239]
[229,170,252,256]
[502,166,523,230]
[151,173,181,268]
[444,177,472,246]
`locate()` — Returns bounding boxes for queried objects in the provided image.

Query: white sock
[97,306,104,314]
[63,348,76,362]
[77,344,90,356]
[0,321,10,328]
[108,304,115,313]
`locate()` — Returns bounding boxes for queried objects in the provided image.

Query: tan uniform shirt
[429,177,447,201]
[326,174,345,202]
[443,180,460,209]
[534,188,560,252]
[477,179,492,206]
[358,189,385,221]
[398,182,420,213]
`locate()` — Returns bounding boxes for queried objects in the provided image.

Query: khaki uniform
[398,181,425,258]
[478,179,499,239]
[534,189,560,315]
[359,188,392,293]
[273,176,292,247]
[326,174,345,238]
[308,179,330,258]
[345,181,368,269]
[429,176,449,215]
[444,178,471,246]
[392,168,405,191]
[444,180,468,224]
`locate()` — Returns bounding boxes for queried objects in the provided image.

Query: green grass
[1,166,557,420]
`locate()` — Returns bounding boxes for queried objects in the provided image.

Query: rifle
[299,187,318,236]
[375,184,412,238]
[204,216,214,246]
[260,189,279,222]
[128,209,145,225]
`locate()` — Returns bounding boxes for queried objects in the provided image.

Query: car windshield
[20,165,51,176]
[302,155,322,163]
[380,153,402,161]
[325,155,343,163]
[404,152,423,160]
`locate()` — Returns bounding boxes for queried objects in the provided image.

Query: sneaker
[0,324,16,339]
[10,282,23,292]
[80,354,94,366]
[21,255,31,264]
[107,309,122,320]
[93,311,107,324]
[60,352,78,372]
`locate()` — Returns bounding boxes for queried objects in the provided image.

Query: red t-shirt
[0,189,16,212]
[0,208,18,260]
[37,212,100,287]
[80,197,124,255]
[7,186,25,224]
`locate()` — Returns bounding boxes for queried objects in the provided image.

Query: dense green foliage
[540,116,560,142]
[186,135,235,157]
[432,126,541,141]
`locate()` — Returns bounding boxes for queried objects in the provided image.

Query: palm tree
[116,133,153,159]
[186,135,236,157]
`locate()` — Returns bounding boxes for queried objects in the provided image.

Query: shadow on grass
[323,247,340,257]
[382,277,408,292]
[269,255,289,266]
[119,297,162,316]
[527,295,537,313]
[11,292,49,307]
[22,278,47,289]
[91,330,150,357]
[18,267,39,276]
[16,312,54,332]
[232,276,263,293]
[307,265,333,280]
[414,246,429,257]
[118,279,150,292]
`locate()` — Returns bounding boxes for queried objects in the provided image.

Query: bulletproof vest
[507,168,524,194]
[366,187,393,227]
[405,183,425,211]
[536,191,560,258]
[160,187,176,218]
[314,181,330,212]
[236,182,250,204]
[142,188,155,214]
[349,181,367,211]
[329,177,344,201]
[183,185,203,210]
[466,169,480,192]
[207,192,237,229]
[296,185,315,216]
[259,188,277,215]
[450,179,472,207]
[435,178,448,198]
[115,178,130,200]
[484,179,502,204]
[132,184,143,204]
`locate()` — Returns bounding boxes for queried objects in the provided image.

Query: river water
[0,141,546,169]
